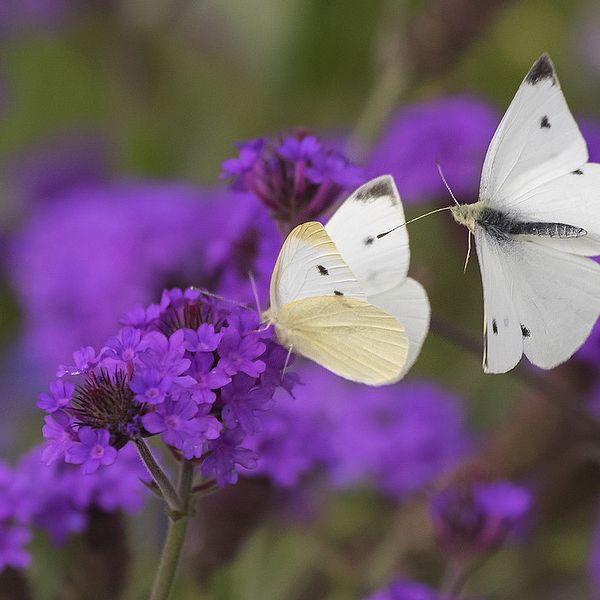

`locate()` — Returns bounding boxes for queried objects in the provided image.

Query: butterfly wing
[368,277,430,378]
[475,230,524,373]
[476,229,600,373]
[269,221,366,313]
[505,163,600,256]
[325,175,409,296]
[275,296,408,385]
[480,54,588,206]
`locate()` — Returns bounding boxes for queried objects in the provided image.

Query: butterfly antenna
[281,344,294,384]
[190,288,252,310]
[463,230,473,273]
[436,161,460,206]
[248,271,262,315]
[377,206,454,239]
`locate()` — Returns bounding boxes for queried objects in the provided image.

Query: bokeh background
[3,0,600,598]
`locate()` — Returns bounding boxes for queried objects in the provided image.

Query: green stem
[150,460,195,600]
[135,438,181,512]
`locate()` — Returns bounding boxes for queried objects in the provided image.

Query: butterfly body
[451,54,600,373]
[452,203,588,241]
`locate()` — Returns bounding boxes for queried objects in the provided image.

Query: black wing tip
[354,175,397,203]
[525,53,557,86]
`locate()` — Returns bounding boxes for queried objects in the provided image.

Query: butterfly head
[450,203,484,233]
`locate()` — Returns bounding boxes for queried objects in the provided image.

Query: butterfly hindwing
[367,277,430,378]
[275,296,408,385]
[475,229,523,374]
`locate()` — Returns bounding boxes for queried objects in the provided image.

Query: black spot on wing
[317,265,328,276]
[334,290,344,296]
[354,178,396,204]
[520,324,530,338]
[364,236,374,246]
[492,319,498,335]
[573,169,584,175]
[525,54,556,86]
[540,115,551,129]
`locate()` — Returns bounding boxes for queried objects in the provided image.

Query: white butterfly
[451,54,600,373]
[265,175,430,385]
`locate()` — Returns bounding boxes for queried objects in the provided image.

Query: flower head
[39,288,296,487]
[429,479,532,555]
[221,132,364,230]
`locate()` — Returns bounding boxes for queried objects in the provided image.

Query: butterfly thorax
[450,202,486,233]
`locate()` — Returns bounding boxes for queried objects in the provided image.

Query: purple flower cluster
[0,443,147,572]
[246,365,469,497]
[39,288,296,488]
[429,479,532,555]
[368,96,499,205]
[221,132,364,229]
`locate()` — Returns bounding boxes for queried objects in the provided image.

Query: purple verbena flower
[221,131,365,230]
[217,324,266,378]
[190,352,231,405]
[37,380,74,413]
[142,395,220,460]
[220,374,274,434]
[200,428,258,487]
[66,428,118,474]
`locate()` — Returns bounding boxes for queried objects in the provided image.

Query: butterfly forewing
[269,221,365,313]
[480,54,588,206]
[325,175,410,296]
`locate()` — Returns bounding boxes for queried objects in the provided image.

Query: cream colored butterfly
[264,175,430,385]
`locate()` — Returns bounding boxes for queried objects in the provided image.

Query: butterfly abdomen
[475,206,587,241]
[507,221,587,238]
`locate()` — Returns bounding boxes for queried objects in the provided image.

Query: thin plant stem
[439,554,493,598]
[150,460,195,600]
[135,438,181,512]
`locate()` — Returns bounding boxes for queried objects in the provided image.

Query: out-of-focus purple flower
[363,580,440,600]
[57,346,100,378]
[66,428,118,474]
[0,0,81,37]
[204,192,281,307]
[327,380,471,499]
[9,131,108,208]
[221,131,364,229]
[368,96,498,205]
[362,579,481,600]
[39,288,296,488]
[0,525,31,571]
[8,182,217,372]
[246,365,469,495]
[429,480,532,555]
[0,443,148,571]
